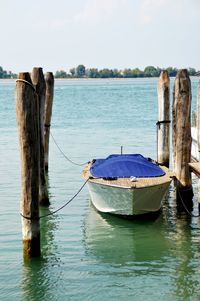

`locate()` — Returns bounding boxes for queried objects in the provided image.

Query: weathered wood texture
[192,110,197,127]
[195,80,200,206]
[172,69,193,204]
[16,72,40,257]
[197,80,200,159]
[44,72,54,171]
[31,67,49,206]
[189,162,200,206]
[157,70,170,167]
[189,162,200,178]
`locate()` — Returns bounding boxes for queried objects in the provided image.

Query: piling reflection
[21,206,62,301]
[162,183,200,299]
[168,216,200,299]
[172,222,200,299]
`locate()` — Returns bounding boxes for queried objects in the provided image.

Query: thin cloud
[53,0,130,28]
[139,0,200,25]
[139,0,177,25]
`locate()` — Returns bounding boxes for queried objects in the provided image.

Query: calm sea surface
[1,77,200,301]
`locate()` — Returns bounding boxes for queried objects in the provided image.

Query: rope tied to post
[177,187,200,218]
[156,120,171,129]
[16,79,36,92]
[50,131,89,166]
[20,177,90,220]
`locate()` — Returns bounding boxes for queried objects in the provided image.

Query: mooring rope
[156,120,171,164]
[177,188,200,218]
[20,178,90,221]
[156,120,171,130]
[50,131,89,166]
[16,79,36,91]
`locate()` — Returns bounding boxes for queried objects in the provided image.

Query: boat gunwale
[87,177,172,190]
[83,161,173,190]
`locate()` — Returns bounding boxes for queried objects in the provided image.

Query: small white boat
[83,154,172,216]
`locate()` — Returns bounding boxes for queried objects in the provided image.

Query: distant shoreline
[0,76,198,82]
[0,77,170,82]
[1,65,198,80]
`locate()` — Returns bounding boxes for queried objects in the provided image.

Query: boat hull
[87,180,171,216]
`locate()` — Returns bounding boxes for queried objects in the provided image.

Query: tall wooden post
[44,72,54,171]
[31,67,49,206]
[16,72,40,257]
[197,80,200,159]
[157,70,170,167]
[196,80,200,207]
[172,69,193,208]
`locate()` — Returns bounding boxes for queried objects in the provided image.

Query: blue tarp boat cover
[90,154,165,178]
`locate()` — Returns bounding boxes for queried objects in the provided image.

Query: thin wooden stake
[16,72,40,257]
[172,69,193,208]
[44,72,54,171]
[31,67,49,206]
[157,70,170,167]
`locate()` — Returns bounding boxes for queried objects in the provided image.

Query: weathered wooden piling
[157,70,170,167]
[197,80,200,159]
[172,69,193,208]
[16,72,40,257]
[196,80,200,206]
[31,67,49,206]
[44,72,54,171]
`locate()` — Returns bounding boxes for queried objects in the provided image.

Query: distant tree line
[0,66,16,78]
[55,65,197,79]
[0,65,197,79]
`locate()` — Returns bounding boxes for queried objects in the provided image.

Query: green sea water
[1,78,200,301]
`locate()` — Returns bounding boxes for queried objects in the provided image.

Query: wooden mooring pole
[172,69,193,209]
[16,73,40,257]
[197,80,200,159]
[31,67,49,206]
[196,79,200,206]
[157,70,170,167]
[44,72,54,171]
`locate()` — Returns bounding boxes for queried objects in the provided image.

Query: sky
[1,0,200,73]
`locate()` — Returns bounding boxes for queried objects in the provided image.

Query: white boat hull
[87,180,171,216]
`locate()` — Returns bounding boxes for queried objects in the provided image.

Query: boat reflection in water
[83,196,200,300]
[83,203,171,265]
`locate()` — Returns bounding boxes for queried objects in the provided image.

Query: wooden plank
[189,162,200,178]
